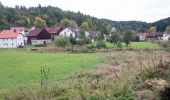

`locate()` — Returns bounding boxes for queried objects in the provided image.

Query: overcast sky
[0,0,170,22]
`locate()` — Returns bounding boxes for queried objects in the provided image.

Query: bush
[84,37,91,44]
[87,43,96,49]
[54,36,70,48]
[96,41,107,48]
[77,38,86,45]
[116,41,122,48]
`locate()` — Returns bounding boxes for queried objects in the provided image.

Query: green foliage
[106,24,112,34]
[148,26,156,33]
[77,38,86,45]
[54,36,70,48]
[96,41,107,48]
[70,20,78,28]
[60,18,70,27]
[116,41,122,48]
[81,22,89,31]
[166,25,170,34]
[70,36,77,52]
[123,30,135,47]
[34,17,47,28]
[84,37,91,44]
[110,33,121,46]
[0,50,103,88]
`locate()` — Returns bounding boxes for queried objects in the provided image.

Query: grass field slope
[0,50,104,88]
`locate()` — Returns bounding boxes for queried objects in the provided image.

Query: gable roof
[0,29,20,39]
[27,28,44,37]
[46,27,62,35]
[67,27,80,34]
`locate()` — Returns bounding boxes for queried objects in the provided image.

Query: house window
[12,43,13,46]
[12,38,13,41]
[3,39,4,41]
[64,32,66,36]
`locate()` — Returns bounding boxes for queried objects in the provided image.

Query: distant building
[163,33,170,40]
[46,27,63,40]
[137,33,146,41]
[11,27,28,44]
[59,27,79,38]
[27,28,51,45]
[0,29,24,48]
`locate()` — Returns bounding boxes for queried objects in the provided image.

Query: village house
[11,27,28,44]
[59,27,79,38]
[85,30,100,42]
[137,33,146,41]
[0,29,24,48]
[27,28,51,45]
[46,27,63,40]
[163,33,170,40]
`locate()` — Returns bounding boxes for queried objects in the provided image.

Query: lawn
[0,50,104,88]
[106,42,160,49]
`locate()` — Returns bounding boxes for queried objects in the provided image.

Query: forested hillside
[0,2,169,33]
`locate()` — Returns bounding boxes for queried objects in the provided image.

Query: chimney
[14,29,16,33]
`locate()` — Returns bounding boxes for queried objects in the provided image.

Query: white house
[11,27,28,44]
[59,27,79,38]
[163,33,170,40]
[0,29,24,48]
[137,33,146,41]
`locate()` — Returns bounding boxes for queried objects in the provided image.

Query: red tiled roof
[0,29,20,39]
[11,27,25,31]
[46,27,62,34]
[27,28,43,36]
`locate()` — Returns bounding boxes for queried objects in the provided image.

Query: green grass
[0,50,104,88]
[106,42,160,49]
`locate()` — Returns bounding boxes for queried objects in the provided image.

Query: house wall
[0,38,17,48]
[163,34,170,40]
[31,39,51,45]
[59,28,76,37]
[37,29,51,39]
[16,34,24,47]
[139,35,145,41]
[85,31,90,37]
[0,34,24,48]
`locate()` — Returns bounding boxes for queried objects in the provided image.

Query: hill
[0,2,170,33]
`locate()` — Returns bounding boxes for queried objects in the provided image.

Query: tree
[123,30,134,47]
[110,33,120,46]
[34,17,47,28]
[60,18,70,27]
[70,36,77,52]
[81,22,89,31]
[106,24,112,34]
[166,25,170,34]
[148,26,156,33]
[54,36,70,48]
[70,20,78,29]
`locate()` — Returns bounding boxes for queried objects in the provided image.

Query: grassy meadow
[106,42,161,49]
[0,49,104,88]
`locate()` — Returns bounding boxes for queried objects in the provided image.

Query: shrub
[116,41,122,48]
[54,36,70,48]
[96,41,107,48]
[77,38,86,45]
[87,43,96,49]
[84,37,91,44]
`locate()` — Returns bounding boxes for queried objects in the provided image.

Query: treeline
[0,2,170,33]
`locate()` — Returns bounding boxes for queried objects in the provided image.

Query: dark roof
[146,33,155,36]
[87,30,100,35]
[27,28,43,36]
[67,27,80,34]
[46,27,62,34]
